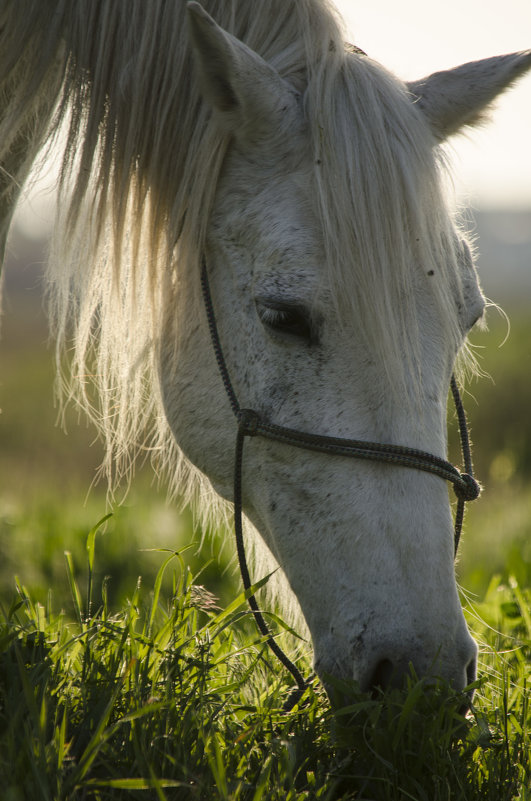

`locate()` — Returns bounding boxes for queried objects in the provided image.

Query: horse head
[157,4,531,698]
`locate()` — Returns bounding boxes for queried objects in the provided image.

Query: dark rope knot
[238,408,261,437]
[454,472,481,502]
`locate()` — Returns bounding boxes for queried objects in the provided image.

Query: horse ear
[408,51,531,141]
[186,1,299,141]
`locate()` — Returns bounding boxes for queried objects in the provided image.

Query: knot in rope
[238,408,261,437]
[454,472,481,502]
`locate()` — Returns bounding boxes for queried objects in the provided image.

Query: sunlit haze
[14,0,531,240]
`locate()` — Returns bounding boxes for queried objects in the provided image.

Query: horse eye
[255,300,315,344]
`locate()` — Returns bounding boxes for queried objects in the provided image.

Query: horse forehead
[217,159,322,256]
[253,176,319,249]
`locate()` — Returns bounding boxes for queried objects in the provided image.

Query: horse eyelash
[255,301,316,343]
[259,306,291,327]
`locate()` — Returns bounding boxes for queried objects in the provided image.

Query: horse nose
[364,643,478,696]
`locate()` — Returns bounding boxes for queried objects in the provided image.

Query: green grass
[0,516,529,800]
[0,493,238,614]
[1,245,531,798]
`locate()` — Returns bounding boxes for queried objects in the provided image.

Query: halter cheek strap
[200,259,481,702]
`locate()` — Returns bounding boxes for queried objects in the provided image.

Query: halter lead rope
[200,260,480,701]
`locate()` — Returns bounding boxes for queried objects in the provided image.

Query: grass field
[0,520,530,799]
[0,231,530,798]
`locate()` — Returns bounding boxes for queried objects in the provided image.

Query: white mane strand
[0,0,471,496]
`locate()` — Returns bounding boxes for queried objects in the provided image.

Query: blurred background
[1,0,530,616]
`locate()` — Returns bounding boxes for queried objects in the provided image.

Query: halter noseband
[200,259,481,701]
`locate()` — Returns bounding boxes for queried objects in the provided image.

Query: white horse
[1,0,530,697]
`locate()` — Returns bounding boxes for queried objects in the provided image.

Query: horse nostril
[370,658,395,692]
[466,653,477,689]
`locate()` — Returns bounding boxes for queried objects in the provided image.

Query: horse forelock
[304,52,476,398]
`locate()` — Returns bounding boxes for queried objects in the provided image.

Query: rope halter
[200,259,481,702]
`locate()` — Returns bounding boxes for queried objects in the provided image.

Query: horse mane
[0,0,474,511]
